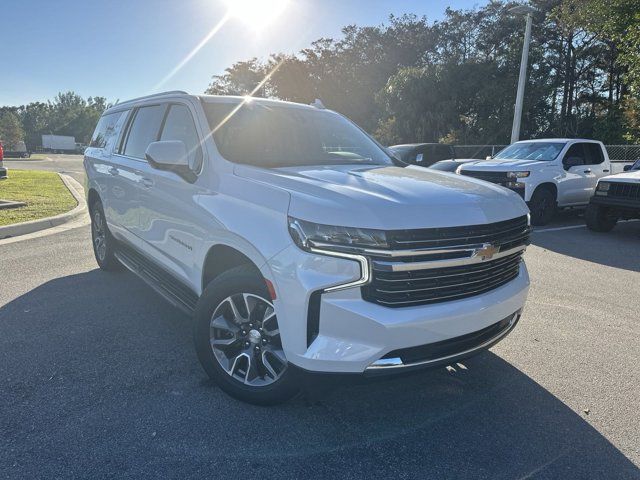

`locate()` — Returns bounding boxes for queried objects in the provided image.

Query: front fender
[193,173,294,295]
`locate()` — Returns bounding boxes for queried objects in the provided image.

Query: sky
[0,0,480,106]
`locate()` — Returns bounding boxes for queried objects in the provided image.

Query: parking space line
[533,219,639,233]
[533,224,587,233]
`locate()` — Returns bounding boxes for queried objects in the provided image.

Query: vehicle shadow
[531,219,640,272]
[0,270,638,479]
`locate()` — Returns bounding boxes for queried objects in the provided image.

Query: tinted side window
[90,111,126,149]
[563,144,586,165]
[160,104,203,171]
[123,105,166,159]
[584,143,604,165]
[435,145,454,161]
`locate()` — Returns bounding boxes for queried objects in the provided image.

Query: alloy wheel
[209,293,286,387]
[92,209,107,261]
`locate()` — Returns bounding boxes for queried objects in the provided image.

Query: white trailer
[42,134,76,153]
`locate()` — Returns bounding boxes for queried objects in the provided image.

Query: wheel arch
[87,187,100,209]
[201,243,270,294]
[531,182,558,201]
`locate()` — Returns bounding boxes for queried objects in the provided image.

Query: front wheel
[528,188,556,226]
[194,266,299,405]
[585,203,618,232]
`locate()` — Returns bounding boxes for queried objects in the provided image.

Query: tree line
[1,0,638,150]
[206,0,640,145]
[0,92,109,149]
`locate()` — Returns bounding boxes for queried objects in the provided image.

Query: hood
[234,164,528,230]
[460,158,550,170]
[600,170,640,184]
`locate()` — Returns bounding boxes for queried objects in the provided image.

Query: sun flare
[222,0,290,31]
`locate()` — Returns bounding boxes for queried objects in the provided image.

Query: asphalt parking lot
[0,160,639,479]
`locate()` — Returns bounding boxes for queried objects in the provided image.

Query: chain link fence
[453,144,640,163]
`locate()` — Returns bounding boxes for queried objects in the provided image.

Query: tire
[194,266,299,405]
[528,187,556,226]
[585,203,617,232]
[90,199,124,271]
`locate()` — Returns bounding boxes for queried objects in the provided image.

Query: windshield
[632,159,640,171]
[203,101,393,168]
[494,142,566,161]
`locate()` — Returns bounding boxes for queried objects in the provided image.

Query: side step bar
[114,244,199,316]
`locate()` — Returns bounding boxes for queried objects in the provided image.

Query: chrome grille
[386,215,529,250]
[361,216,530,308]
[608,182,640,201]
[460,170,510,186]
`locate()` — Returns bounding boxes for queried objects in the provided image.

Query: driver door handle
[584,168,592,173]
[141,177,154,188]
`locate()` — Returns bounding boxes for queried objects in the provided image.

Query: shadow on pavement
[1,269,638,479]
[532,220,640,273]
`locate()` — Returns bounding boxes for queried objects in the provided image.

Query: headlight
[597,182,610,192]
[288,217,388,252]
[507,171,530,179]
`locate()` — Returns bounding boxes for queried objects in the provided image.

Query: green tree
[0,110,25,148]
[205,1,637,145]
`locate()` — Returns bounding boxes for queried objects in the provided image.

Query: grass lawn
[0,170,77,226]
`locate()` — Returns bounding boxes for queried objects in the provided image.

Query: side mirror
[623,164,632,172]
[563,156,583,169]
[145,141,196,182]
[486,156,492,160]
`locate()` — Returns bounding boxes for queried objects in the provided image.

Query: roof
[519,138,601,143]
[198,94,321,111]
[390,143,452,148]
[104,91,325,115]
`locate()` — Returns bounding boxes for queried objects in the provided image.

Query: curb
[0,173,87,240]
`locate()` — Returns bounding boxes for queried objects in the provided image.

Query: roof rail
[115,90,189,106]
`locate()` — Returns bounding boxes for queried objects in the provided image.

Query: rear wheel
[585,203,618,232]
[194,266,299,405]
[90,199,123,271]
[528,187,556,226]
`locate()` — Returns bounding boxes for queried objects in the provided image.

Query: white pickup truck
[458,139,612,225]
[586,159,640,231]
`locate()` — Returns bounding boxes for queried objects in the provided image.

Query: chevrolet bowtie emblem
[475,243,499,260]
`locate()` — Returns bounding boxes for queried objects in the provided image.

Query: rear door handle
[603,169,610,173]
[141,177,154,188]
[108,167,118,176]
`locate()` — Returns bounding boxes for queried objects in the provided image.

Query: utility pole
[509,5,536,144]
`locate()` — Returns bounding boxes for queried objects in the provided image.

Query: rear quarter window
[90,111,128,151]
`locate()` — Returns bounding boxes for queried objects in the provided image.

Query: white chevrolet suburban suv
[458,139,612,225]
[84,91,531,404]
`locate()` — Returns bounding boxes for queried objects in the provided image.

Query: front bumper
[265,245,530,374]
[590,195,640,210]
